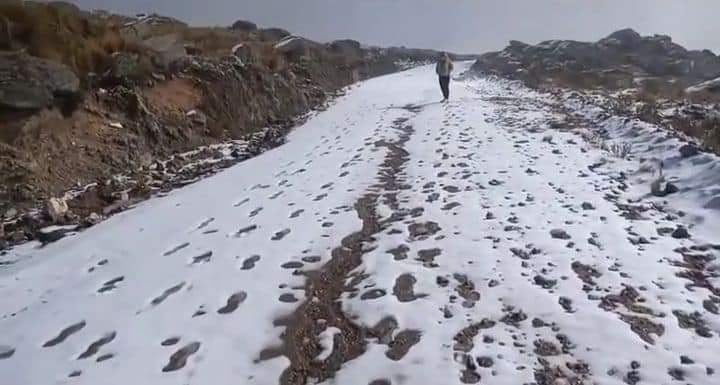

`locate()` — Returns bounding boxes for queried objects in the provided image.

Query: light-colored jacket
[436,58,453,76]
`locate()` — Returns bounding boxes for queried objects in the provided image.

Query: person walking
[436,52,453,102]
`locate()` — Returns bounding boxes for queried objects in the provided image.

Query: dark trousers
[438,76,450,99]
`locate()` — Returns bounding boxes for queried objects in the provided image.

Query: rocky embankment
[471,28,720,154]
[0,1,475,249]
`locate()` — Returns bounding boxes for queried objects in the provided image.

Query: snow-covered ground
[1,63,720,385]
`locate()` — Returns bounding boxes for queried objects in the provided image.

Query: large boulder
[328,39,362,56]
[45,197,69,222]
[0,52,80,111]
[274,36,322,59]
[142,33,186,70]
[600,28,642,48]
[230,20,258,32]
[259,27,291,42]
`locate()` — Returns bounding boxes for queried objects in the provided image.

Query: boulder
[45,197,69,222]
[0,52,80,111]
[703,196,720,210]
[600,28,642,48]
[0,15,11,50]
[679,144,700,158]
[230,20,258,32]
[651,177,679,197]
[231,43,254,64]
[142,33,186,70]
[329,39,362,56]
[274,36,322,58]
[259,27,291,42]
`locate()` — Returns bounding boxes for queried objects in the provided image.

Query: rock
[0,52,80,111]
[664,182,679,195]
[84,213,103,226]
[4,208,17,219]
[231,43,254,63]
[259,27,291,42]
[581,202,595,210]
[601,28,643,48]
[680,355,694,365]
[142,33,186,70]
[186,110,207,127]
[45,197,69,222]
[329,39,362,56]
[671,227,691,239]
[703,196,720,210]
[274,36,322,59]
[476,356,494,368]
[0,15,11,50]
[679,144,700,158]
[230,20,258,31]
[651,177,679,197]
[550,229,571,240]
[105,52,142,84]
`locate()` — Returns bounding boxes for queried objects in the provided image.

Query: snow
[686,76,720,93]
[1,63,720,385]
[274,36,299,49]
[315,327,341,361]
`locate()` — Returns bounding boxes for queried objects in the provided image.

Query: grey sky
[70,0,720,54]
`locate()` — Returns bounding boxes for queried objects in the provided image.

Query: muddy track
[269,109,417,385]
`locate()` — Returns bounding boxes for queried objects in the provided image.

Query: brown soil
[262,107,419,385]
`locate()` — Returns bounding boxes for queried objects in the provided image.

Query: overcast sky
[70,0,720,54]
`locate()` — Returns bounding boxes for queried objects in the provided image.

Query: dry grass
[0,2,145,76]
[181,27,243,57]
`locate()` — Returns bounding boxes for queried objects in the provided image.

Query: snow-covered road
[2,63,720,385]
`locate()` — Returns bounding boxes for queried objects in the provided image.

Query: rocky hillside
[472,28,720,88]
[472,28,720,154]
[0,1,472,249]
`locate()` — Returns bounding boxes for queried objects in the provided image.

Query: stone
[671,227,691,239]
[0,15,11,50]
[703,196,720,210]
[187,110,207,127]
[45,197,69,222]
[0,52,80,110]
[651,177,679,197]
[550,228,571,240]
[679,144,700,158]
[259,27,291,42]
[329,39,362,56]
[581,202,595,210]
[85,213,103,226]
[230,20,258,31]
[476,356,494,368]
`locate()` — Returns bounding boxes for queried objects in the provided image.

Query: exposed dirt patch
[266,113,417,384]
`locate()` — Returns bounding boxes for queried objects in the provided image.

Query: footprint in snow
[77,331,116,359]
[162,342,201,372]
[97,276,124,293]
[240,255,261,270]
[43,320,87,347]
[281,261,303,269]
[278,293,298,303]
[163,242,190,256]
[161,337,180,346]
[233,198,250,207]
[195,218,214,230]
[289,209,304,218]
[271,229,291,241]
[150,282,185,307]
[217,292,247,314]
[190,251,212,265]
[249,207,263,217]
[0,345,15,359]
